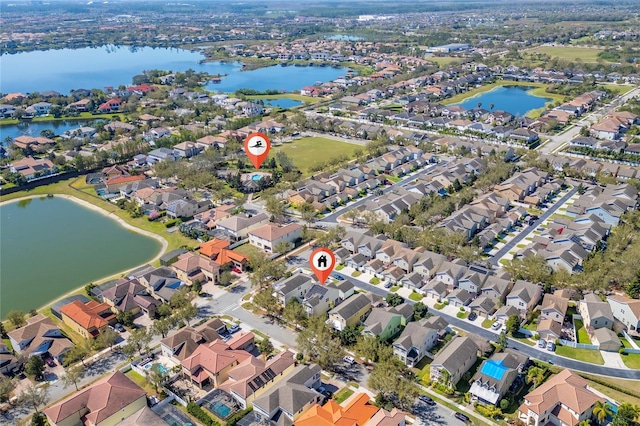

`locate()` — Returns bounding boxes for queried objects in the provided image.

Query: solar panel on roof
[480,359,509,381]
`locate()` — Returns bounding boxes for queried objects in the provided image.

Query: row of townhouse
[539,153,640,181]
[536,91,604,126]
[568,135,640,156]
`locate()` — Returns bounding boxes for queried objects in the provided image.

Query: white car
[491,321,502,330]
[343,356,355,365]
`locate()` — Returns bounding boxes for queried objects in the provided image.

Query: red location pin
[309,247,336,285]
[244,132,271,169]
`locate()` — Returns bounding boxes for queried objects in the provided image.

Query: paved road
[333,271,640,379]
[488,186,578,265]
[539,86,640,155]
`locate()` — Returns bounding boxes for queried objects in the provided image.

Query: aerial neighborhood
[2,2,640,426]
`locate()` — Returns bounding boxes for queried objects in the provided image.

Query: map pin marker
[244,132,271,169]
[309,247,336,285]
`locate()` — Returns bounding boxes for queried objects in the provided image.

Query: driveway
[601,351,627,369]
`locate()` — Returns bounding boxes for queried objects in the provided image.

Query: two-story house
[539,292,569,323]
[393,316,448,367]
[273,273,314,306]
[327,293,381,331]
[363,304,413,341]
[470,350,528,406]
[506,280,543,314]
[579,293,614,330]
[607,295,640,334]
[430,336,479,388]
[7,314,73,363]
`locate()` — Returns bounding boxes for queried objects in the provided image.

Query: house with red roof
[60,300,116,339]
[181,338,253,388]
[199,239,249,270]
[44,371,148,426]
[300,86,320,96]
[99,98,122,113]
[170,252,220,285]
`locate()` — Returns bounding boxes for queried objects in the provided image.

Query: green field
[271,137,361,175]
[530,46,605,63]
[598,84,634,95]
[556,345,604,365]
[426,56,464,66]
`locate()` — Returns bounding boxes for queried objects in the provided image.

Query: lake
[0,197,162,316]
[455,85,552,117]
[0,45,346,94]
[0,120,95,144]
[262,98,303,108]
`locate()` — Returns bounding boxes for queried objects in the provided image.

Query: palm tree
[578,420,591,426]
[592,400,613,425]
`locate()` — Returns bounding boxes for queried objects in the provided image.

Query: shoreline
[1,194,169,314]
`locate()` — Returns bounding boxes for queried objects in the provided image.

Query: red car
[231,267,242,274]
[44,357,56,368]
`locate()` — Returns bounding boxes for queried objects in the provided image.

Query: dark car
[454,412,470,423]
[418,395,436,406]
[114,323,125,332]
[467,312,477,321]
[331,273,345,281]
[44,357,56,368]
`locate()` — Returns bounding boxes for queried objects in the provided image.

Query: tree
[64,341,90,367]
[0,321,7,338]
[31,412,47,426]
[152,316,175,339]
[612,403,638,426]
[497,332,508,351]
[338,325,362,347]
[96,328,119,351]
[504,255,553,284]
[505,314,520,336]
[0,376,16,403]
[369,356,418,409]
[282,298,307,328]
[116,310,135,328]
[265,195,285,217]
[62,365,85,391]
[7,310,26,327]
[147,363,168,393]
[413,302,429,320]
[258,338,275,359]
[386,293,404,307]
[25,356,45,379]
[19,383,49,414]
[254,289,280,318]
[354,335,382,364]
[342,209,361,225]
[178,303,198,326]
[296,314,343,371]
[274,240,292,256]
[526,367,546,388]
[127,328,152,356]
[593,400,614,425]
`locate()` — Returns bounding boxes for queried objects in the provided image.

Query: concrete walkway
[601,351,627,369]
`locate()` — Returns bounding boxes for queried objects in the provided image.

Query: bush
[500,399,510,410]
[619,348,627,355]
[226,407,253,426]
[165,219,180,228]
[186,402,219,426]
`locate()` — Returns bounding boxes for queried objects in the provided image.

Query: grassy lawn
[427,56,464,66]
[0,177,195,256]
[620,352,640,370]
[336,264,345,271]
[387,175,402,183]
[456,311,469,319]
[125,369,156,396]
[409,291,423,301]
[579,373,640,406]
[556,345,604,365]
[620,336,633,348]
[512,332,536,346]
[270,137,361,175]
[0,112,125,126]
[443,80,565,106]
[233,243,263,260]
[574,320,591,344]
[412,357,432,384]
[481,318,494,328]
[390,285,400,292]
[351,271,362,277]
[245,93,322,104]
[598,84,634,95]
[530,46,605,63]
[334,387,354,404]
[434,302,446,310]
[369,277,380,285]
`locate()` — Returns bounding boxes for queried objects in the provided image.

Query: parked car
[491,321,502,330]
[231,267,242,274]
[43,356,55,368]
[343,356,355,365]
[467,312,477,321]
[331,273,345,281]
[546,341,556,352]
[418,395,436,406]
[538,339,546,348]
[454,412,470,422]
[384,281,393,288]
[114,323,125,332]
[228,324,241,334]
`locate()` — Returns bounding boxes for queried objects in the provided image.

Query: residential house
[10,156,56,181]
[447,288,472,308]
[137,266,185,304]
[506,280,542,314]
[199,239,248,271]
[253,364,323,425]
[301,281,354,317]
[430,336,479,388]
[518,369,603,426]
[607,294,640,334]
[469,296,497,318]
[0,343,19,375]
[249,223,303,253]
[193,204,235,230]
[7,314,73,363]
[495,305,521,323]
[470,350,528,406]
[327,293,381,331]
[160,318,228,361]
[458,271,488,296]
[363,304,412,341]
[274,273,315,306]
[393,316,448,367]
[539,291,569,323]
[219,350,297,409]
[12,135,55,150]
[413,251,447,279]
[173,141,202,158]
[295,393,405,426]
[171,252,220,285]
[216,213,269,240]
[44,371,147,426]
[480,276,512,302]
[181,339,254,388]
[578,293,614,330]
[60,300,116,339]
[101,277,158,318]
[592,328,622,351]
[536,319,562,341]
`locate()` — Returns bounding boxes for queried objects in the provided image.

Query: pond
[262,98,303,108]
[0,196,162,317]
[0,120,95,145]
[0,45,346,94]
[455,85,552,117]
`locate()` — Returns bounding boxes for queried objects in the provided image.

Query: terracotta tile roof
[181,340,252,376]
[106,175,145,186]
[44,371,145,424]
[295,392,380,426]
[199,239,230,258]
[521,369,602,417]
[60,300,115,332]
[249,223,302,242]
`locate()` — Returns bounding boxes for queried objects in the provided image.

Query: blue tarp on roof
[480,359,509,381]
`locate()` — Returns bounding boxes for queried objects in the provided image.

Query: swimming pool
[209,400,232,419]
[145,363,169,375]
[251,174,261,181]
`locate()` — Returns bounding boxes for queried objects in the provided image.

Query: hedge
[226,407,253,426]
[165,219,180,228]
[187,402,219,426]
